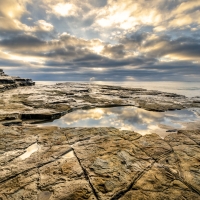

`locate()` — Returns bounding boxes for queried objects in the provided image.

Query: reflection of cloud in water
[62,108,106,125]
[42,106,200,137]
[66,107,163,125]
[109,107,163,124]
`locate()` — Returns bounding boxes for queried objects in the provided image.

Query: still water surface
[41,106,200,138]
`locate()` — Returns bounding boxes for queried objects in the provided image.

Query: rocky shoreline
[0,69,200,199]
[0,69,35,93]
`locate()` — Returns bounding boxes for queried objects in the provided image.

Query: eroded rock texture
[0,125,199,200]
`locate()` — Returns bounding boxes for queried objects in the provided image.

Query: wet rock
[166,129,177,132]
[21,112,65,121]
[1,119,22,126]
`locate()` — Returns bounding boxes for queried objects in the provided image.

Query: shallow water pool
[40,106,200,138]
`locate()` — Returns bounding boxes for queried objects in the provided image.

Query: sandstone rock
[0,126,199,199]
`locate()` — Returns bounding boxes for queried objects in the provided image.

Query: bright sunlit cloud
[4,52,45,64]
[92,68,104,71]
[52,3,77,17]
[91,45,104,54]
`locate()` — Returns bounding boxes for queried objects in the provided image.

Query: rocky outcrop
[0,69,35,92]
[0,125,199,199]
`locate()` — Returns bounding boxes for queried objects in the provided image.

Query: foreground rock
[0,125,199,199]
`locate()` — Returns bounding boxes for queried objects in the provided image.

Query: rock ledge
[0,69,35,92]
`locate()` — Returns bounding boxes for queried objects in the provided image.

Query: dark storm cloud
[102,44,125,58]
[142,35,200,59]
[0,59,25,67]
[119,32,149,49]
[89,0,107,8]
[3,59,199,81]
[157,0,186,11]
[44,54,155,69]
[0,35,45,48]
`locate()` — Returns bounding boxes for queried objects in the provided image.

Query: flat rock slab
[0,125,200,200]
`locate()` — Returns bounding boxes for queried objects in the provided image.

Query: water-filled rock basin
[40,106,200,138]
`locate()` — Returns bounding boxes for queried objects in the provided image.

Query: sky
[0,0,200,81]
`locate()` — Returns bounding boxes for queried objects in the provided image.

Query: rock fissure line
[1,127,200,199]
[0,148,73,185]
[164,166,200,196]
[164,134,200,196]
[6,179,37,196]
[68,137,91,145]
[36,148,73,168]
[36,135,41,193]
[0,166,37,184]
[110,160,156,200]
[3,151,25,165]
[180,132,199,146]
[37,166,41,194]
[72,148,99,200]
[111,150,173,200]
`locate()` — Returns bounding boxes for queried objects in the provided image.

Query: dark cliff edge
[0,69,35,92]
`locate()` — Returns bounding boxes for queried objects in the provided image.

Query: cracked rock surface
[0,125,200,200]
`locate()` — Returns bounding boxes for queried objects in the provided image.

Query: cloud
[50,3,79,17]
[0,0,30,31]
[33,20,54,32]
[1,30,200,81]
[0,0,29,19]
[0,34,46,49]
[0,0,53,34]
[102,44,125,59]
[91,0,200,34]
[141,35,200,62]
[0,0,200,81]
